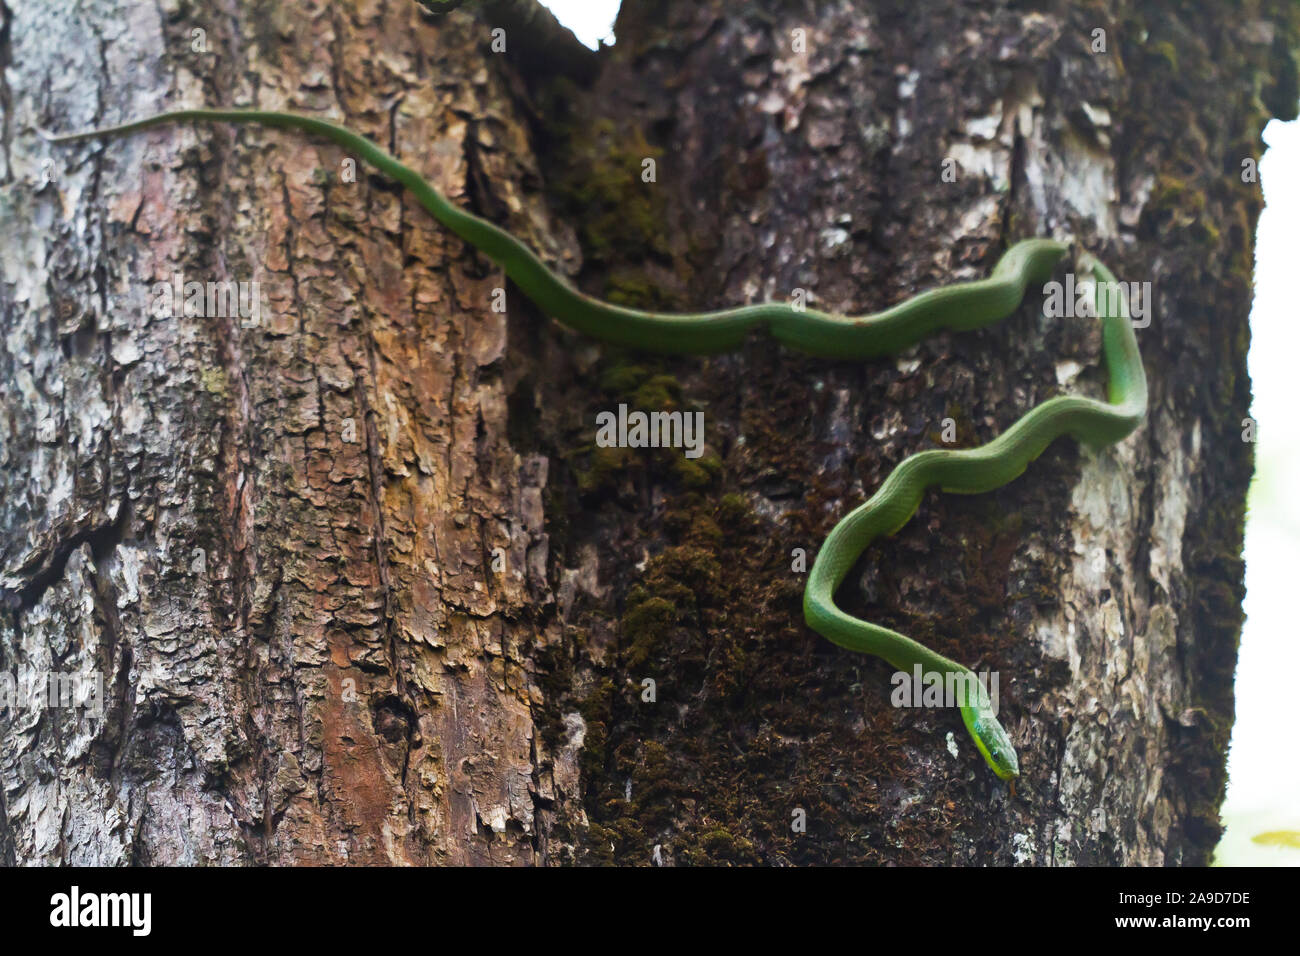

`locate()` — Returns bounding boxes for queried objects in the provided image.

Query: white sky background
[1219,117,1300,864]
[540,0,618,48]
[541,1,1298,862]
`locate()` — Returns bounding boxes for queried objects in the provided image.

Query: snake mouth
[981,749,1020,781]
[963,705,1020,780]
[991,760,1020,781]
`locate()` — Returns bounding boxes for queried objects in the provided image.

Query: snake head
[961,703,1020,781]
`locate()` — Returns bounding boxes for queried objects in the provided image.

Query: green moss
[598,363,652,394]
[929,403,976,447]
[622,596,678,671]
[580,677,616,727]
[1263,33,1300,121]
[1148,40,1179,72]
[1151,175,1204,213]
[1191,219,1221,245]
[578,678,617,786]
[631,374,681,411]
[671,451,722,489]
[572,365,718,496]
[576,443,634,495]
[605,270,680,310]
[548,117,670,266]
[200,367,229,398]
[537,76,695,315]
[685,512,723,547]
[683,828,760,866]
[1148,174,1223,244]
[716,493,751,529]
[581,822,618,865]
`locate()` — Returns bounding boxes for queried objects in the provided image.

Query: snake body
[47,109,1148,782]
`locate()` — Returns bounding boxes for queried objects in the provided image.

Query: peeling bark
[0,0,1292,866]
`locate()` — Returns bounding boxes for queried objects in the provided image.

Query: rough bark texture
[0,0,1294,866]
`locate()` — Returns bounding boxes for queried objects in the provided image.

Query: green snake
[46,109,1148,784]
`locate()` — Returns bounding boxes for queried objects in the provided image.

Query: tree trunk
[0,0,1293,866]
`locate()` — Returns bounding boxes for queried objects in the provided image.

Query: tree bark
[0,0,1294,865]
